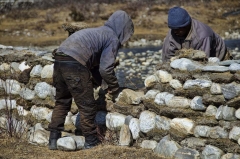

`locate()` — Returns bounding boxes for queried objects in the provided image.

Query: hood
[104,10,134,45]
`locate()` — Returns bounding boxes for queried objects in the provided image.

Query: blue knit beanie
[168,7,191,29]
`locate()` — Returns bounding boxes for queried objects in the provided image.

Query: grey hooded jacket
[56,10,134,90]
[162,19,227,62]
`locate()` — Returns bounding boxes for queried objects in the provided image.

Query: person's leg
[64,62,99,149]
[48,61,73,150]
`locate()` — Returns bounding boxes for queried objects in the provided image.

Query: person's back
[57,26,119,69]
[56,10,134,91]
[162,7,227,62]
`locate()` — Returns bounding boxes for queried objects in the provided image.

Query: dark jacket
[162,19,227,62]
[57,10,134,91]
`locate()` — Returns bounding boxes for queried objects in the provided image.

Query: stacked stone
[0,47,78,145]
[106,49,240,158]
[2,45,240,157]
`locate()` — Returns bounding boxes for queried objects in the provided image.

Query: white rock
[119,124,132,146]
[221,153,240,159]
[166,96,191,108]
[34,82,53,99]
[0,44,13,49]
[205,105,217,117]
[208,126,228,139]
[141,140,157,150]
[0,79,5,89]
[19,87,35,100]
[30,105,52,121]
[31,123,45,131]
[155,115,171,131]
[215,105,223,120]
[71,114,78,126]
[10,62,20,73]
[139,110,156,133]
[45,111,52,123]
[202,145,224,159]
[144,75,158,88]
[57,137,76,151]
[170,58,195,71]
[235,108,240,119]
[106,112,126,131]
[155,70,172,83]
[208,57,220,63]
[190,96,206,110]
[19,61,30,72]
[210,83,222,95]
[4,79,21,95]
[170,118,195,134]
[0,63,10,71]
[64,112,73,125]
[165,93,175,104]
[71,136,85,150]
[183,79,212,89]
[119,89,144,105]
[144,90,160,100]
[0,116,7,129]
[229,63,240,72]
[222,105,237,121]
[154,92,170,105]
[229,126,240,141]
[194,125,211,137]
[129,118,140,140]
[41,64,54,78]
[238,138,240,145]
[169,79,182,89]
[29,129,50,146]
[30,65,43,77]
[0,99,17,110]
[154,135,182,158]
[17,106,29,116]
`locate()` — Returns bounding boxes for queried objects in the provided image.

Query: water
[224,39,240,49]
[116,39,240,90]
[119,39,240,53]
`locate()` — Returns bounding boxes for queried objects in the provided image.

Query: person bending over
[162,7,230,62]
[48,10,134,150]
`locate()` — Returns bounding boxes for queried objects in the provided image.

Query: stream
[116,39,240,89]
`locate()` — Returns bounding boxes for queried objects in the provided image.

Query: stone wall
[1,46,240,158]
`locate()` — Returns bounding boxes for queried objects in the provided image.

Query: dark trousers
[48,59,97,138]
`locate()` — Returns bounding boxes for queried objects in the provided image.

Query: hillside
[0,0,239,47]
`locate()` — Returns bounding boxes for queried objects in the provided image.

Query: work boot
[48,131,61,150]
[84,135,100,149]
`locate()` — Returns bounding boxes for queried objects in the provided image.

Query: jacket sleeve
[90,66,102,86]
[200,35,227,61]
[198,36,212,58]
[99,41,119,91]
[162,32,178,62]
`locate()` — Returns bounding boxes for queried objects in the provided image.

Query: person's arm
[90,66,102,87]
[99,41,120,92]
[198,36,212,58]
[162,32,178,62]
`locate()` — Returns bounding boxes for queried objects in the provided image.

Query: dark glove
[105,88,122,102]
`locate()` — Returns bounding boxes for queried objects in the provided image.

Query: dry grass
[0,136,163,159]
[1,1,239,46]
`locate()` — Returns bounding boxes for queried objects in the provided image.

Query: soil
[0,1,240,159]
[0,1,239,47]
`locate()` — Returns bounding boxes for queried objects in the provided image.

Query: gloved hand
[105,88,122,102]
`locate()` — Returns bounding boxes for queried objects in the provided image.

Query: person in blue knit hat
[162,7,231,62]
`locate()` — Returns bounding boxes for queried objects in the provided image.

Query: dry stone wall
[1,46,240,158]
